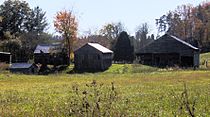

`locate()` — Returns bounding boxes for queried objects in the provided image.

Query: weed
[170,83,197,117]
[66,80,119,117]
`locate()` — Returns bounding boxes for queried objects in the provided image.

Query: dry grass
[0,66,210,116]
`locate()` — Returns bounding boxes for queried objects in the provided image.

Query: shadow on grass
[67,68,107,74]
[39,65,69,75]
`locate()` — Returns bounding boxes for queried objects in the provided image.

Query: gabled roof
[87,43,113,53]
[75,43,113,54]
[10,63,36,69]
[137,34,199,54]
[170,35,199,50]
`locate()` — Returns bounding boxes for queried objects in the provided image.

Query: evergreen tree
[25,6,48,34]
[114,31,134,63]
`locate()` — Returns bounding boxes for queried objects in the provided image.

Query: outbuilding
[74,43,113,71]
[10,63,38,74]
[34,44,56,65]
[34,44,69,66]
[0,52,12,63]
[136,34,200,68]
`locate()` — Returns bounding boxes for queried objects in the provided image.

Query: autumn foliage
[156,1,210,52]
[54,10,78,62]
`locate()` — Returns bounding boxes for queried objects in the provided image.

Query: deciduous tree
[99,22,124,51]
[0,0,31,38]
[156,2,210,52]
[99,22,124,40]
[135,23,154,50]
[54,10,78,64]
[0,0,49,62]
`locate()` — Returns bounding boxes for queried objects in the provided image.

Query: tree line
[0,0,51,62]
[1,0,210,64]
[156,1,210,52]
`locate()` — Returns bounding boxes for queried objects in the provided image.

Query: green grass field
[200,52,210,69]
[0,53,210,116]
[0,65,210,116]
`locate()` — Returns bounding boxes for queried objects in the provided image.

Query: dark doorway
[181,56,193,67]
[154,56,160,66]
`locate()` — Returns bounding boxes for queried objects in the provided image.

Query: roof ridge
[169,35,199,50]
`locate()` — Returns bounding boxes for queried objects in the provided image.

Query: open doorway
[181,56,193,67]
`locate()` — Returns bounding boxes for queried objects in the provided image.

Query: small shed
[74,43,113,71]
[10,63,38,74]
[136,34,200,68]
[34,44,55,64]
[0,52,12,63]
[34,44,68,65]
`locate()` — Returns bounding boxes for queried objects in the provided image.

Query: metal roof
[170,35,199,50]
[10,63,35,69]
[34,45,51,54]
[137,34,199,54]
[34,43,63,54]
[87,43,113,53]
[34,44,57,54]
[0,52,11,55]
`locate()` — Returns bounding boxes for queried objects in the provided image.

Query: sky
[0,0,208,36]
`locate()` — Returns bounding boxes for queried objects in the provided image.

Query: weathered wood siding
[137,34,200,67]
[193,52,200,67]
[74,44,113,71]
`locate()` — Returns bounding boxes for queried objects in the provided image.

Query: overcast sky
[0,0,208,36]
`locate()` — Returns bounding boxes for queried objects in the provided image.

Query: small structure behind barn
[10,63,38,74]
[74,43,113,72]
[0,52,12,63]
[136,34,200,68]
[34,44,57,65]
[34,44,69,66]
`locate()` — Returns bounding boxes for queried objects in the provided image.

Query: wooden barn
[136,34,200,68]
[74,43,113,71]
[0,52,12,63]
[9,63,38,74]
[34,44,69,66]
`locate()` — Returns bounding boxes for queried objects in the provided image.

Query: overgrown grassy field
[0,53,210,116]
[0,64,210,116]
[201,52,210,63]
[200,52,210,69]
